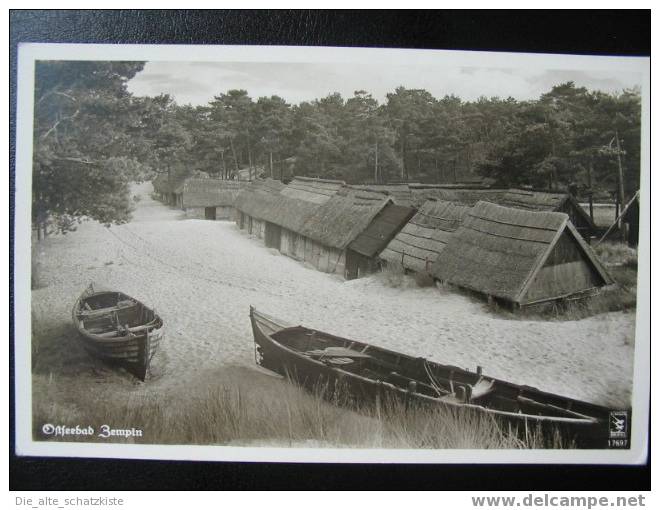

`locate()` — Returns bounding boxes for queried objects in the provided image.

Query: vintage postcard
[13,43,650,463]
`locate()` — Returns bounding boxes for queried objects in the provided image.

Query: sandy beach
[31,182,636,420]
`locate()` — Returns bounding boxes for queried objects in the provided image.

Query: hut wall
[315,242,345,274]
[251,218,266,239]
[279,228,344,274]
[185,207,206,219]
[522,232,605,304]
[216,206,234,220]
[185,206,234,220]
[279,229,296,258]
[237,211,247,229]
[345,249,379,280]
[293,233,306,260]
[265,222,282,249]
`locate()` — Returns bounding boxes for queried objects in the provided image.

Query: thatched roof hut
[299,187,392,250]
[182,178,246,208]
[380,199,472,273]
[432,201,613,306]
[233,178,287,221]
[407,186,594,236]
[152,174,168,194]
[152,174,187,194]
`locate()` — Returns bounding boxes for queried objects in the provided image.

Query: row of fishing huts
[152,175,614,308]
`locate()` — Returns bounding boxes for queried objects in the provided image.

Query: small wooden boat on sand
[249,307,619,448]
[72,285,163,380]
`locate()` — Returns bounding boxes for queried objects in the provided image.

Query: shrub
[413,271,435,288]
[378,262,406,288]
[593,241,637,268]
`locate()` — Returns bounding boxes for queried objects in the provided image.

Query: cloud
[127,60,643,107]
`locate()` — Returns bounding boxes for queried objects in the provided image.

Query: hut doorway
[265,222,282,250]
[205,207,217,220]
[345,249,374,280]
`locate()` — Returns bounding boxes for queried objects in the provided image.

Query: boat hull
[250,307,618,448]
[73,287,163,381]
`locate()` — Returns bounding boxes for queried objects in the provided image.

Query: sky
[127,60,642,107]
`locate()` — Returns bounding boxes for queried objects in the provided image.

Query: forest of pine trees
[33,61,641,234]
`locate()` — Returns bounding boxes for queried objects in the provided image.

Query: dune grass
[377,263,436,290]
[32,366,566,449]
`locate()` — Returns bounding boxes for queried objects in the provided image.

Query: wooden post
[587,159,594,224]
[220,150,227,180]
[615,130,625,214]
[374,140,379,183]
[615,130,626,239]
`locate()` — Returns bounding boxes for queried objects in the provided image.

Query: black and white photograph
[13,42,649,464]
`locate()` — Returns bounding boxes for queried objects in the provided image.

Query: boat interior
[76,292,159,337]
[270,325,602,421]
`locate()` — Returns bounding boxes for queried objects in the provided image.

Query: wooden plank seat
[305,346,372,366]
[77,301,138,318]
[305,346,372,359]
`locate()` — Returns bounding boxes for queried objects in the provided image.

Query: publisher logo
[609,411,628,439]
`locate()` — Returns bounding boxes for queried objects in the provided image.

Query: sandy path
[31,183,636,408]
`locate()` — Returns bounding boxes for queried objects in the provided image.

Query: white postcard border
[13,43,651,464]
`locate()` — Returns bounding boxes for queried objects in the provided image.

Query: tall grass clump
[413,271,435,288]
[377,262,407,288]
[593,241,637,269]
[33,366,569,449]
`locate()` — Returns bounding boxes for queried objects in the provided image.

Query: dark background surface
[10,9,650,491]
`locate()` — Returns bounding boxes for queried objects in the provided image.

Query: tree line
[32,61,641,235]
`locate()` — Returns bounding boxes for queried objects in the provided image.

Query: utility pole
[614,130,625,234]
[587,158,594,224]
[374,140,379,183]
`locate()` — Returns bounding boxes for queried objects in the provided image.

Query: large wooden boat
[72,285,163,380]
[249,307,620,448]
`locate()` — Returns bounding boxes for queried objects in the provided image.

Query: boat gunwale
[72,291,164,344]
[250,308,603,426]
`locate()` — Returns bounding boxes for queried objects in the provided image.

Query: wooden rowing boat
[249,307,620,448]
[72,285,163,380]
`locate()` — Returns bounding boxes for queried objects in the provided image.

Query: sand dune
[31,182,635,412]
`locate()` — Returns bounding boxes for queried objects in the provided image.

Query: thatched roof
[235,177,347,235]
[182,178,246,207]
[500,189,594,230]
[233,178,286,220]
[351,184,415,207]
[432,201,612,304]
[380,199,472,272]
[152,174,188,194]
[409,186,507,208]
[299,187,391,250]
[499,189,568,211]
[407,186,593,229]
[280,176,345,204]
[152,174,168,193]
